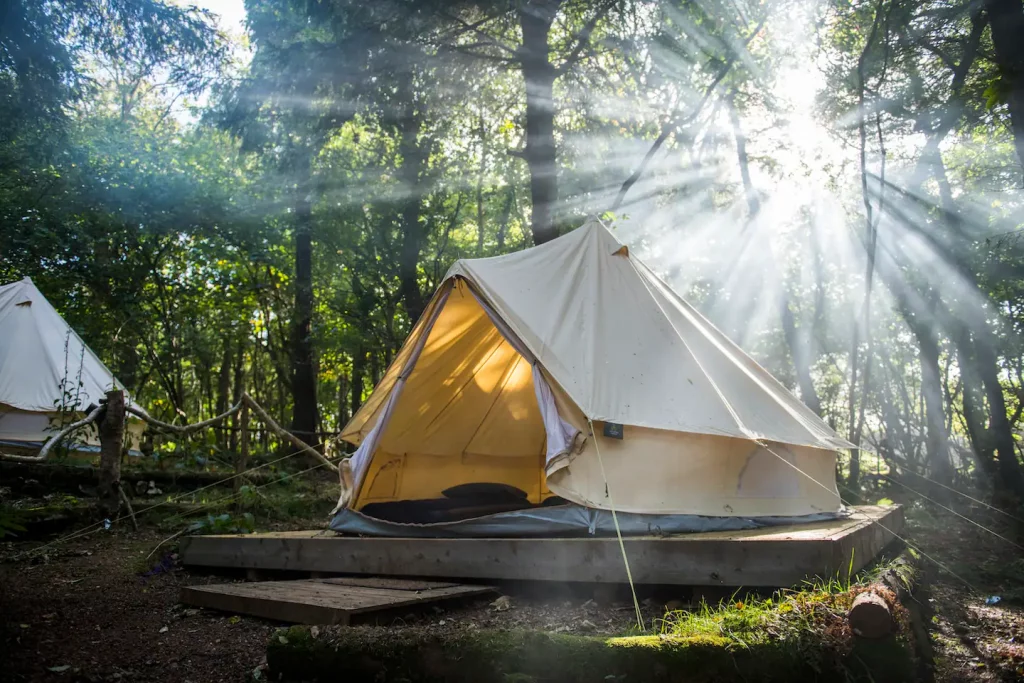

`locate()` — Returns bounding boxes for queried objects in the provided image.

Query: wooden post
[234,401,250,506]
[97,389,125,519]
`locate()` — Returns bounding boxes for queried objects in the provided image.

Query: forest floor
[901,493,1024,682]
[1,485,1023,682]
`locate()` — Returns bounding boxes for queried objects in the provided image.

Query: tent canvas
[0,277,145,454]
[332,221,851,534]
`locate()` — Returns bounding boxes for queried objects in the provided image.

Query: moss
[266,624,913,683]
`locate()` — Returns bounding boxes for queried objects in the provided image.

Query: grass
[652,550,920,677]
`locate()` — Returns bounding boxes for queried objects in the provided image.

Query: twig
[145,528,189,560]
[125,402,242,434]
[242,393,338,472]
[118,484,138,531]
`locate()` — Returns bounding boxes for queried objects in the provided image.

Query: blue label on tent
[603,422,624,439]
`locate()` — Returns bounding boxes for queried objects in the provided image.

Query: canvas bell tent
[332,221,853,536]
[0,277,145,456]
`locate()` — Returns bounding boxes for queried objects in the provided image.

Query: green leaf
[983,77,1010,110]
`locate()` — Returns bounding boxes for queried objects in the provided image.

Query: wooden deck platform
[181,577,495,625]
[180,505,904,587]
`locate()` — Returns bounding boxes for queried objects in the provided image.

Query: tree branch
[609,17,766,212]
[439,10,517,56]
[555,0,619,77]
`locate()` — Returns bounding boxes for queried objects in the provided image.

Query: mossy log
[266,625,915,683]
[849,591,893,638]
[847,549,922,639]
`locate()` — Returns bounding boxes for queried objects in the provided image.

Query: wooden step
[181,577,494,625]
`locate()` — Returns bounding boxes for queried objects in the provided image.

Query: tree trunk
[985,0,1024,177]
[476,106,487,256]
[234,401,249,502]
[216,337,232,450]
[497,187,514,252]
[926,147,1019,491]
[337,371,349,430]
[779,302,823,415]
[396,104,429,324]
[229,334,245,453]
[911,300,953,484]
[351,347,365,418]
[847,331,863,490]
[291,154,319,448]
[519,0,561,245]
[974,335,1024,495]
[728,99,821,415]
[955,329,998,479]
[350,275,372,418]
[370,351,381,387]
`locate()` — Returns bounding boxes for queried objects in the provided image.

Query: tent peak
[446,219,624,278]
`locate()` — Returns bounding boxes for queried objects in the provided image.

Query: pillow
[441,482,528,503]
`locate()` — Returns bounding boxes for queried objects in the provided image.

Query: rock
[491,596,512,612]
[578,619,597,632]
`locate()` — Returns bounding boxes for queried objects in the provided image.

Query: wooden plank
[318,577,462,591]
[833,505,907,580]
[181,579,495,625]
[180,505,904,587]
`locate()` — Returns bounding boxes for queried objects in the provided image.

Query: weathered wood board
[181,577,495,625]
[180,505,904,587]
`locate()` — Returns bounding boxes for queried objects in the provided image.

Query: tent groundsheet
[329,504,849,538]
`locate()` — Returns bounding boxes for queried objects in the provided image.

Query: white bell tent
[336,221,851,528]
[0,277,145,455]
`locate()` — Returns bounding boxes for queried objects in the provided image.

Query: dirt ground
[904,498,1024,682]
[0,530,274,683]
[2,496,1023,683]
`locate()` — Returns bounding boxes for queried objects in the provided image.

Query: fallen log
[849,591,893,638]
[847,549,920,639]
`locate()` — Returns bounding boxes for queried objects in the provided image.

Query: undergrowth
[658,554,915,673]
